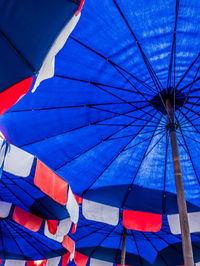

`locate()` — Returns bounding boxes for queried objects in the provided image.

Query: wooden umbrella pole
[121,227,127,266]
[166,99,194,266]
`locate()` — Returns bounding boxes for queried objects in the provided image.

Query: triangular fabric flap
[66,186,79,224]
[32,14,80,92]
[47,220,59,235]
[62,235,75,254]
[74,251,88,266]
[34,159,68,205]
[61,253,70,266]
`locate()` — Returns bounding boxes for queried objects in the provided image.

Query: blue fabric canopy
[70,215,200,265]
[1,0,200,214]
[0,0,80,92]
[0,207,67,261]
[0,140,71,220]
[0,159,70,220]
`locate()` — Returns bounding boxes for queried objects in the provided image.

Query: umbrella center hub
[150,87,186,115]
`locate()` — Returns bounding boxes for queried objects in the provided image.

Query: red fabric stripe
[13,206,43,232]
[47,220,59,235]
[74,251,88,266]
[62,252,70,266]
[74,195,83,205]
[0,77,33,116]
[75,0,85,16]
[70,223,77,234]
[123,210,162,232]
[34,159,68,205]
[27,260,47,266]
[62,235,75,254]
[117,265,130,266]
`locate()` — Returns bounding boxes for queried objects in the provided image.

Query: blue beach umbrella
[0,0,83,115]
[0,202,73,263]
[0,139,79,221]
[70,215,200,266]
[1,0,200,263]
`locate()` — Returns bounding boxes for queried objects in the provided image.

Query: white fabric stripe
[66,186,79,224]
[46,257,61,266]
[90,258,113,266]
[32,13,80,92]
[4,260,25,266]
[82,199,119,226]
[168,212,200,234]
[0,201,12,218]
[0,139,34,177]
[44,218,72,243]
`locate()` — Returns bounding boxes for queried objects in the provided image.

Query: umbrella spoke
[180,113,200,128]
[76,224,109,243]
[55,111,159,171]
[131,231,143,266]
[0,179,32,213]
[7,220,48,259]
[124,129,166,152]
[113,0,163,94]
[82,110,160,197]
[175,53,200,90]
[176,65,200,121]
[3,220,28,260]
[177,108,200,135]
[69,36,156,94]
[89,226,117,258]
[176,97,200,125]
[0,223,5,259]
[54,75,153,98]
[3,172,64,219]
[140,232,168,265]
[151,231,183,255]
[8,219,64,257]
[121,114,164,208]
[70,37,169,119]
[177,131,200,145]
[6,102,151,113]
[162,228,200,250]
[111,65,168,122]
[97,124,164,128]
[177,76,200,95]
[88,104,158,123]
[185,101,200,108]
[108,129,166,141]
[0,28,35,73]
[94,83,163,123]
[21,108,150,148]
[177,126,200,185]
[167,0,179,90]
